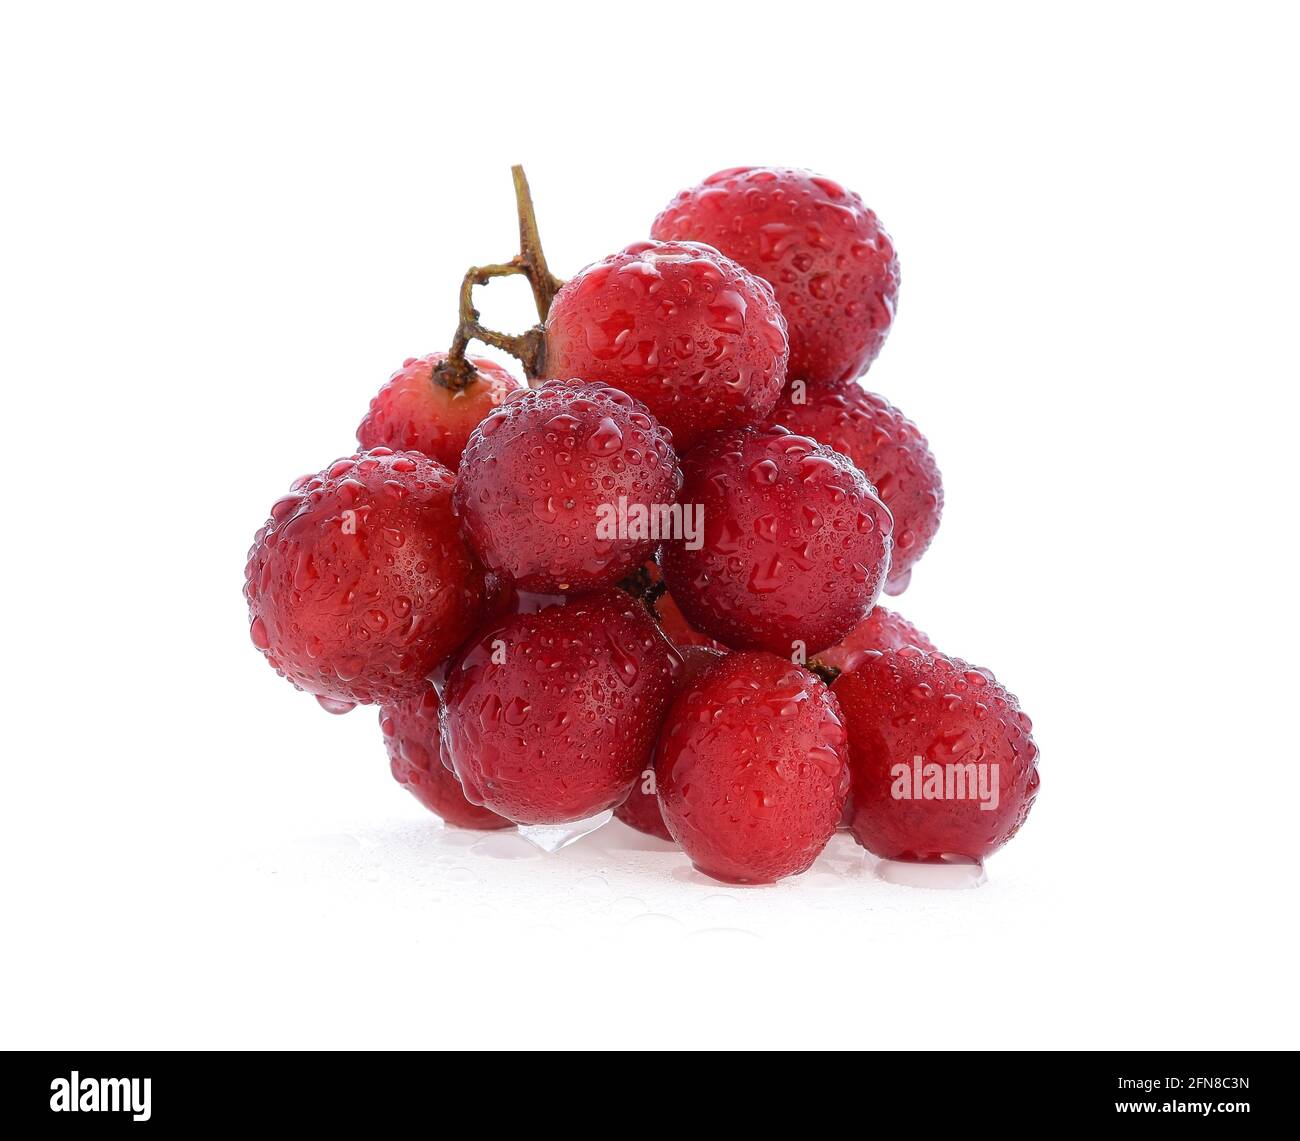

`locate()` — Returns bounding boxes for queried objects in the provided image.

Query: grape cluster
[245,165,1039,885]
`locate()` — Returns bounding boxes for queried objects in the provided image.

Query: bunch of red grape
[245,166,1039,885]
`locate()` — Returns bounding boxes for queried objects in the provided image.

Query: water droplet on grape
[315,695,357,715]
[585,417,624,456]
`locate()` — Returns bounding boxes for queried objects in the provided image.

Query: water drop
[585,416,624,456]
[517,810,613,853]
[315,695,357,715]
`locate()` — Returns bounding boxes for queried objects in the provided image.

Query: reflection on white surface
[238,817,1010,948]
[872,855,987,890]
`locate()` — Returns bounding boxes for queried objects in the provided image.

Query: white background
[2,1,1297,1050]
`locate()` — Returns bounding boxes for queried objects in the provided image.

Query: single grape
[661,427,892,656]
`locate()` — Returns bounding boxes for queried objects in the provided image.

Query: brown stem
[806,659,841,686]
[616,564,667,620]
[513,165,564,320]
[435,165,563,389]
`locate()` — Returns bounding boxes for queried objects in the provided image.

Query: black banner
[5,1050,1291,1129]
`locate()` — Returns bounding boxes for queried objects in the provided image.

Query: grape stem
[433,165,563,390]
[616,563,668,618]
[806,660,842,686]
